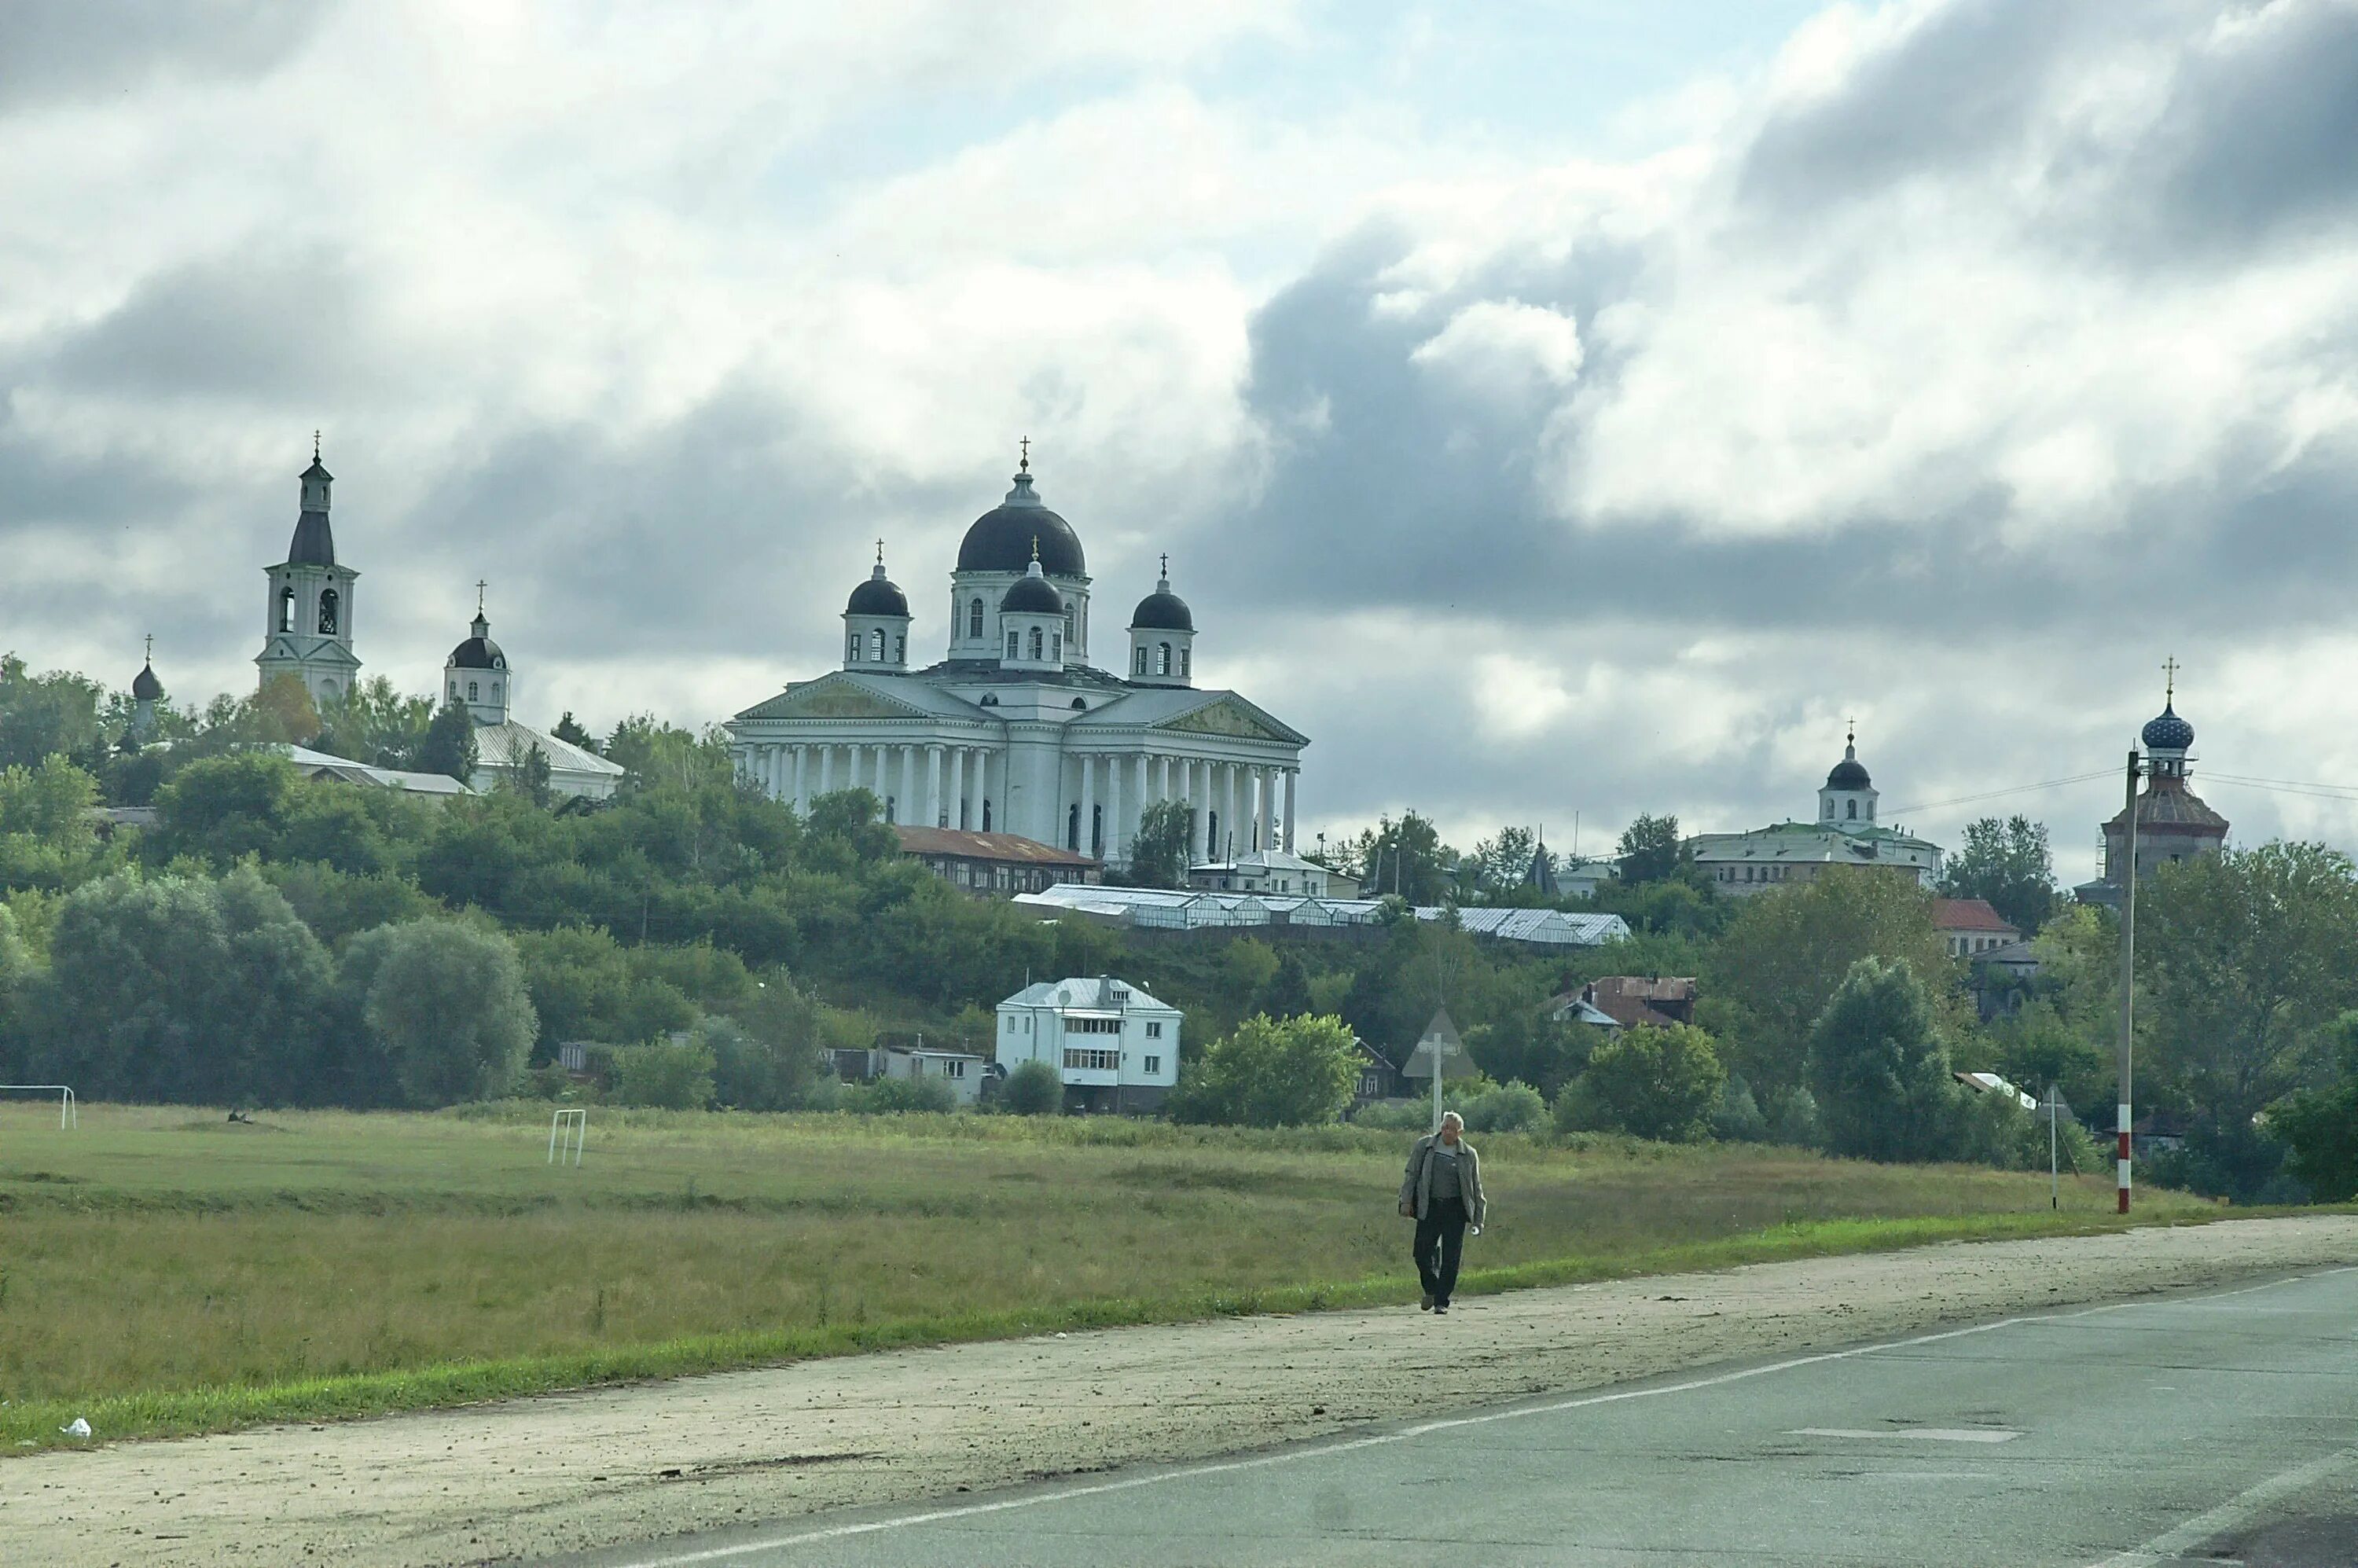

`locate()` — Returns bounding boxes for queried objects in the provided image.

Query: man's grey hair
[1438,1111,1464,1129]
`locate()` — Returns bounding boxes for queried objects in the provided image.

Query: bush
[1166,1014,1361,1128]
[1001,1059,1062,1115]
[1764,1085,1823,1149]
[351,916,538,1107]
[1579,1023,1726,1143]
[840,1074,956,1114]
[1711,1074,1768,1142]
[1459,1080,1548,1136]
[610,1037,718,1110]
[1958,1090,2102,1173]
[1806,957,1963,1162]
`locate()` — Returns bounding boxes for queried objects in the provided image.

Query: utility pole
[2048,1082,2060,1212]
[2117,747,2140,1214]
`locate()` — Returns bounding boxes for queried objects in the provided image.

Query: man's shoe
[1433,1302,1450,1314]
[1420,1294,1434,1311]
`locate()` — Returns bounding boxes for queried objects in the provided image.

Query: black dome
[1825,757,1871,791]
[131,661,163,700]
[847,575,909,617]
[959,470,1085,576]
[449,615,505,670]
[1130,586,1193,632]
[2143,703,2194,751]
[1001,572,1064,615]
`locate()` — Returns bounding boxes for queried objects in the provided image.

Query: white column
[898,745,916,824]
[1105,753,1124,865]
[1194,760,1212,862]
[1222,764,1240,861]
[792,747,810,813]
[1133,755,1149,853]
[817,744,834,795]
[1258,766,1275,853]
[948,747,965,830]
[1284,769,1297,851]
[1079,753,1097,859]
[926,745,944,827]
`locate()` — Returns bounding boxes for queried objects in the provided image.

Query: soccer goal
[0,1085,77,1129]
[548,1107,586,1166]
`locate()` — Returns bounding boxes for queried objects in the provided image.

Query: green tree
[1471,826,1538,892]
[1580,1023,1726,1142]
[2138,843,2358,1198]
[551,712,600,752]
[1806,957,1963,1162]
[1360,811,1451,903]
[1938,815,2058,934]
[149,751,300,865]
[1127,798,1192,887]
[1001,1058,1062,1115]
[417,702,479,785]
[610,1037,718,1108]
[703,973,836,1111]
[515,743,554,807]
[1261,949,1315,1019]
[314,678,435,769]
[0,653,108,771]
[354,917,537,1106]
[802,788,899,867]
[1616,813,1684,885]
[248,675,325,746]
[1711,868,1961,1095]
[1166,1013,1361,1127]
[2268,1013,2358,1203]
[0,755,105,892]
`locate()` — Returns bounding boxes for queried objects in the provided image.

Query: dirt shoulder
[9,1214,2356,1568]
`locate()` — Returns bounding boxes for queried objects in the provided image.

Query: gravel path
[9,1214,2356,1568]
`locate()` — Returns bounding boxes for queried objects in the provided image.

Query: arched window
[1064,612,1074,643]
[490,682,501,702]
[1157,642,1171,676]
[1006,630,1020,660]
[871,627,886,662]
[1135,646,1148,675]
[1846,799,1857,821]
[1029,626,1043,660]
[969,598,985,639]
[279,586,296,633]
[1824,800,1834,820]
[468,681,479,701]
[1091,804,1103,857]
[1067,804,1080,850]
[318,588,340,635]
[1179,647,1191,678]
[448,681,457,700]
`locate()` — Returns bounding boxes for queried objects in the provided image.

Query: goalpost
[548,1107,586,1166]
[0,1085,77,1129]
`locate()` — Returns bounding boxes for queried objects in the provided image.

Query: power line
[1884,769,2119,818]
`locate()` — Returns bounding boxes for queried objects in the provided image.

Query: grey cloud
[0,2,325,114]
[44,248,372,403]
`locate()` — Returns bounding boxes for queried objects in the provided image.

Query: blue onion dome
[1000,551,1064,615]
[2143,702,2195,751]
[1129,563,1193,631]
[959,456,1085,575]
[847,550,909,617]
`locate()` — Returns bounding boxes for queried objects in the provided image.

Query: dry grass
[0,1101,2220,1449]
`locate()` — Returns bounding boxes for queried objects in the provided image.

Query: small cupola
[1127,554,1195,687]
[130,636,165,743]
[843,542,914,672]
[2141,662,2195,778]
[997,543,1067,672]
[1818,722,1878,828]
[444,586,511,725]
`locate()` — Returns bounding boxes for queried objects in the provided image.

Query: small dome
[1129,567,1193,632]
[131,661,163,700]
[846,554,909,618]
[958,464,1086,576]
[2142,702,2194,752]
[1001,568,1064,615]
[448,613,506,670]
[1825,736,1871,791]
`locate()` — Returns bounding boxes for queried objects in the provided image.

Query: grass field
[0,1100,2222,1452]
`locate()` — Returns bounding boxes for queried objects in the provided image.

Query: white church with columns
[725,452,1309,869]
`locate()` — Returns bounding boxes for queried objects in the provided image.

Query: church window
[983,799,993,830]
[1091,804,1103,857]
[1029,627,1043,661]
[1051,633,1061,661]
[279,586,296,633]
[1064,612,1074,643]
[1157,642,1171,677]
[871,628,886,662]
[1846,800,1857,821]
[848,633,861,662]
[1135,646,1148,675]
[468,681,479,702]
[1180,648,1191,678]
[318,588,340,635]
[448,682,457,701]
[894,635,905,664]
[490,682,501,702]
[1007,630,1020,660]
[969,598,985,639]
[1068,803,1080,850]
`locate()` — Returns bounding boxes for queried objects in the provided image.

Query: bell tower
[255,434,362,707]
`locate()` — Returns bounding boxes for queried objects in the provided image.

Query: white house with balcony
[995,975,1182,1114]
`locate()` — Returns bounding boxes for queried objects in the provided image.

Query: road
[544,1266,2358,1568]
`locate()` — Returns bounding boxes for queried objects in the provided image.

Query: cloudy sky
[7,0,2358,875]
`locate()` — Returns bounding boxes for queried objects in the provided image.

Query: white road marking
[1790,1427,2022,1444]
[602,1266,2357,1568]
[2085,1445,2358,1567]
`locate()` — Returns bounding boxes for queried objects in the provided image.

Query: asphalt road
[545,1266,2358,1568]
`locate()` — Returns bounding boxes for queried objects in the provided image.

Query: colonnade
[736,740,1299,867]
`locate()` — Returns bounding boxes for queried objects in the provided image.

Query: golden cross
[2163,655,2179,701]
[144,633,153,663]
[476,578,487,615]
[1846,716,1856,746]
[1019,436,1030,471]
[1030,534,1041,563]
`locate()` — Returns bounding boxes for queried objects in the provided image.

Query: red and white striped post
[2116,747,2140,1214]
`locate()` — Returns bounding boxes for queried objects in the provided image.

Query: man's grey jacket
[1398,1133,1486,1226]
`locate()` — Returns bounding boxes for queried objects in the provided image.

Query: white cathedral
[248,445,623,800]
[725,453,1310,868]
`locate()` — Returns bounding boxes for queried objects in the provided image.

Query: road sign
[1401,1008,1478,1081]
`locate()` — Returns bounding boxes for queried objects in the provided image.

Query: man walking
[1398,1111,1486,1313]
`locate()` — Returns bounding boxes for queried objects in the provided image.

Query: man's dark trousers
[1413,1196,1470,1305]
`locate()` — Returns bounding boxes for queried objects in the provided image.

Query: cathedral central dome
[958,466,1086,577]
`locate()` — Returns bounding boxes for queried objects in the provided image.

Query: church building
[725,451,1309,868]
[1686,728,1945,896]
[440,593,625,801]
[2073,676,2228,906]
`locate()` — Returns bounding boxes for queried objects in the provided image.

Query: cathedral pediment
[1161,696,1300,744]
[736,674,942,723]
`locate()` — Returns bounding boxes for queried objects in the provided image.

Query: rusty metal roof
[894,826,1098,866]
